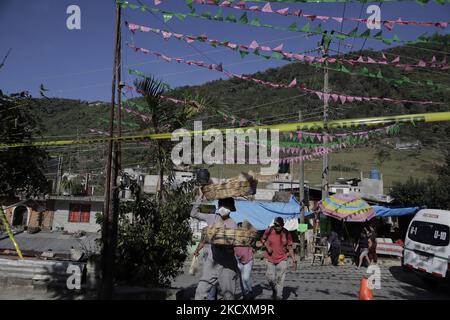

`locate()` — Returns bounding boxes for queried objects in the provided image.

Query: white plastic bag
[189,255,199,275]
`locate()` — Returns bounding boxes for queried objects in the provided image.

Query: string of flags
[189,0,450,30]
[117,0,449,47]
[127,22,449,72]
[127,47,446,105]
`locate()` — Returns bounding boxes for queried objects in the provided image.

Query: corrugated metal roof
[0,231,100,254]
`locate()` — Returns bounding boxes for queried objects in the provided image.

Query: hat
[218,197,236,212]
[274,217,285,226]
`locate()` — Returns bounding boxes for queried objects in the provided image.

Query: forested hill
[29,34,449,174]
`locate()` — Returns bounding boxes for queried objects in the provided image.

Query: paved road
[172,256,450,300]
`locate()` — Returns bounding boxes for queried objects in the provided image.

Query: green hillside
[30,34,450,188]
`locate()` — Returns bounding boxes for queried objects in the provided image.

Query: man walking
[261,217,297,300]
[191,196,239,300]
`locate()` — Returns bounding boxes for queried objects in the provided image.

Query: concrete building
[49,196,103,233]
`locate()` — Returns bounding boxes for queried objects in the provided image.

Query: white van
[403,209,450,280]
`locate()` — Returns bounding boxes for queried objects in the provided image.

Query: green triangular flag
[392,35,401,42]
[288,23,297,31]
[239,12,248,24]
[250,18,261,27]
[214,8,223,21]
[359,29,371,38]
[314,24,322,34]
[118,1,128,9]
[239,50,249,59]
[340,65,350,73]
[415,0,430,4]
[163,14,173,23]
[361,67,370,75]
[262,54,271,60]
[175,13,186,21]
[382,38,393,45]
[376,71,383,79]
[253,49,260,56]
[336,34,346,40]
[300,23,310,33]
[373,31,383,39]
[271,52,284,60]
[226,14,237,22]
[348,28,358,37]
[201,12,212,19]
[129,3,139,10]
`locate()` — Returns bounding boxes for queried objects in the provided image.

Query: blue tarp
[213,196,419,230]
[372,205,420,217]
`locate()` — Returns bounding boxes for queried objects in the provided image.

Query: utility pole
[56,155,63,195]
[321,32,331,201]
[99,3,121,300]
[298,110,306,260]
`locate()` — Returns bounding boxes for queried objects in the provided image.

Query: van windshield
[408,221,449,247]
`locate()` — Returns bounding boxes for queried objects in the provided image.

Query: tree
[390,153,450,210]
[0,91,49,197]
[114,179,196,286]
[109,76,212,286]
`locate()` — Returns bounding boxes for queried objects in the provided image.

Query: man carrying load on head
[191,195,239,300]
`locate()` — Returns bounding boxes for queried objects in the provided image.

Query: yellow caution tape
[0,207,24,259]
[0,112,449,149]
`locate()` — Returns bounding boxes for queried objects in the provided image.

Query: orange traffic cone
[358,277,374,300]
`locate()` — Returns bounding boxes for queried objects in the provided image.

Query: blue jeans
[237,259,253,296]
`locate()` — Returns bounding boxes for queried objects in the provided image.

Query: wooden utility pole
[321,33,331,201]
[298,110,306,260]
[99,3,121,300]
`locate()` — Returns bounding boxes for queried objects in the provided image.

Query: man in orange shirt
[260,217,297,300]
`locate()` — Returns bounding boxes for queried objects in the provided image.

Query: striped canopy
[319,193,376,222]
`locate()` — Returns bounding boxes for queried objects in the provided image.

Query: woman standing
[355,232,371,269]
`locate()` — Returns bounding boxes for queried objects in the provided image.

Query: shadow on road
[389,266,450,299]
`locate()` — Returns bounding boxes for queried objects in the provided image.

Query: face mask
[217,207,231,217]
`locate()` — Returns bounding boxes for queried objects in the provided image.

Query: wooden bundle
[201,172,258,200]
[202,220,258,247]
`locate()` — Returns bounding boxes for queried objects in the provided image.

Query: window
[408,221,449,246]
[68,203,91,223]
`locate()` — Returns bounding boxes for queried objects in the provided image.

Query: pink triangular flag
[331,94,339,102]
[154,0,162,5]
[391,56,400,64]
[323,93,330,104]
[272,44,284,52]
[367,57,376,64]
[357,56,364,63]
[288,78,297,88]
[404,64,414,72]
[315,91,323,100]
[317,16,329,22]
[261,3,273,13]
[339,95,347,104]
[383,21,395,31]
[248,40,259,50]
[162,31,172,39]
[277,8,289,16]
[292,10,302,17]
[332,17,343,23]
[248,5,259,11]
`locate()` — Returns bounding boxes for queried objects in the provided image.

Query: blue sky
[0,0,449,101]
